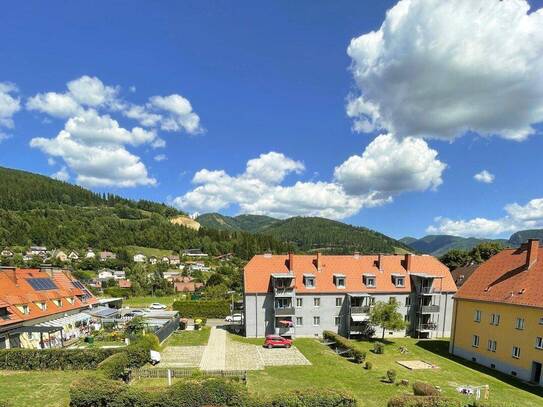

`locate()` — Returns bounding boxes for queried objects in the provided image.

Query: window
[313,316,320,326]
[490,313,500,326]
[66,297,74,304]
[539,317,543,325]
[335,297,343,307]
[487,339,497,352]
[536,337,543,350]
[334,275,345,288]
[474,310,481,322]
[34,302,47,311]
[52,299,62,307]
[363,275,376,288]
[405,296,411,307]
[472,335,480,348]
[334,316,341,326]
[515,318,525,330]
[275,298,290,309]
[313,297,320,307]
[404,314,410,323]
[16,304,30,315]
[296,317,303,326]
[304,276,315,288]
[388,297,396,304]
[512,346,521,359]
[296,298,303,307]
[393,276,405,287]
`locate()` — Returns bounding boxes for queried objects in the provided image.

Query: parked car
[149,303,167,310]
[263,335,292,349]
[225,313,243,323]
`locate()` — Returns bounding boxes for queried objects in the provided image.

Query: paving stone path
[155,345,205,368]
[199,326,227,371]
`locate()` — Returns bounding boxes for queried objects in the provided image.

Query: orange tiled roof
[455,241,543,308]
[244,253,456,294]
[0,268,97,327]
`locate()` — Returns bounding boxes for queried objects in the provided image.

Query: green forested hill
[402,234,509,256]
[196,213,278,233]
[0,167,290,259]
[198,213,412,254]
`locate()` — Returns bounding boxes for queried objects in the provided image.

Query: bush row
[322,331,366,363]
[387,395,461,407]
[0,347,118,370]
[172,300,230,318]
[69,376,357,407]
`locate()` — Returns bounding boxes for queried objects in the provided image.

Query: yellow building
[450,239,543,384]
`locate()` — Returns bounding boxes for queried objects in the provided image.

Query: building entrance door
[531,361,542,384]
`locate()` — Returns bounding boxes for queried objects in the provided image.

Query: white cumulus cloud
[148,94,202,134]
[347,0,543,141]
[0,82,21,128]
[51,166,70,182]
[334,133,445,196]
[474,170,495,184]
[154,154,167,162]
[427,198,543,237]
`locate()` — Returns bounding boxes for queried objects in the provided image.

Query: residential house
[168,255,180,266]
[29,246,47,256]
[449,240,543,385]
[133,253,146,263]
[22,254,33,262]
[215,253,234,261]
[451,264,479,288]
[243,252,456,339]
[113,270,126,280]
[173,276,204,293]
[187,262,210,272]
[118,279,132,289]
[149,256,158,265]
[182,249,208,258]
[53,250,68,262]
[99,251,117,262]
[85,249,96,259]
[97,269,114,281]
[163,271,182,282]
[0,267,97,349]
[68,251,80,261]
[1,249,13,258]
[161,256,170,264]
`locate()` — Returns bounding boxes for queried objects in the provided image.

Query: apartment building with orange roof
[243,252,456,338]
[450,239,543,385]
[0,266,97,349]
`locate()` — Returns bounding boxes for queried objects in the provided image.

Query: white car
[149,303,167,310]
[225,313,243,323]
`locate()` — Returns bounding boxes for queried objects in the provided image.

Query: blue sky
[1,0,543,240]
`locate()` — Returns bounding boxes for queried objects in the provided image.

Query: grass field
[245,337,543,406]
[125,245,175,258]
[121,295,187,308]
[0,371,94,407]
[163,327,211,346]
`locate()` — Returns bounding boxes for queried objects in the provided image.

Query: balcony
[274,287,295,297]
[418,286,435,295]
[419,305,440,313]
[351,305,371,314]
[274,307,295,316]
[416,322,438,331]
[275,326,295,336]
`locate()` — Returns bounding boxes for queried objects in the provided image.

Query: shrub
[172,300,230,318]
[413,381,440,396]
[365,361,373,370]
[257,388,357,406]
[387,369,397,383]
[387,395,462,407]
[322,331,365,363]
[352,348,366,364]
[0,348,118,370]
[374,342,385,354]
[97,352,130,380]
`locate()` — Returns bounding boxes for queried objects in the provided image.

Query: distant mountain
[508,230,543,246]
[196,213,279,233]
[402,234,509,257]
[198,213,412,254]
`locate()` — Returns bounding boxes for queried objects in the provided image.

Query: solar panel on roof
[27,278,58,291]
[72,281,85,289]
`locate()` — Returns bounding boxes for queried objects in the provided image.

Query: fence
[154,317,180,343]
[130,367,247,384]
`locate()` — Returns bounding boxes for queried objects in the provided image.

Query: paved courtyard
[158,326,310,371]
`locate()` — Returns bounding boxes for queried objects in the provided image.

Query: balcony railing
[419,305,440,313]
[274,287,295,297]
[417,323,438,331]
[418,286,434,294]
[274,307,295,316]
[351,305,371,314]
[275,326,295,336]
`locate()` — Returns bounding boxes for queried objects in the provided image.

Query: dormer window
[35,301,47,310]
[334,274,346,288]
[363,274,376,288]
[303,274,315,288]
[0,306,10,320]
[52,299,62,307]
[16,304,30,315]
[66,297,75,304]
[392,275,405,288]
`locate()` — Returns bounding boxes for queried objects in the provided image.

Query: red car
[263,335,292,349]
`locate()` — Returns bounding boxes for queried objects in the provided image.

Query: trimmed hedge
[413,382,440,397]
[387,395,461,407]
[69,377,357,407]
[172,300,230,318]
[323,331,366,364]
[97,352,130,380]
[0,348,118,370]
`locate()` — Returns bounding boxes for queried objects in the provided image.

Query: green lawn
[163,327,211,346]
[125,245,175,258]
[121,295,187,308]
[245,337,543,407]
[0,370,94,407]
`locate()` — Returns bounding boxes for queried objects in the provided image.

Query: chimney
[354,251,360,259]
[316,252,322,271]
[377,253,383,272]
[404,253,413,272]
[288,252,294,272]
[526,239,539,269]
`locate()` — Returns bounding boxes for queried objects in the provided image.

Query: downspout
[255,293,258,337]
[442,293,448,338]
[450,298,458,354]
